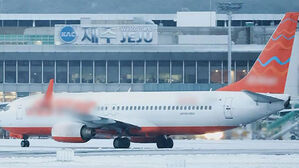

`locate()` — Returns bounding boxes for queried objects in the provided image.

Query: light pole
[218,2,242,84]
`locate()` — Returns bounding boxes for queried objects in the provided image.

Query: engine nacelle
[51,122,95,143]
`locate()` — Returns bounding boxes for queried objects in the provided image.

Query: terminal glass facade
[43,61,54,83]
[18,61,29,83]
[133,61,144,83]
[107,61,119,83]
[236,61,248,81]
[146,61,157,83]
[159,61,170,83]
[210,61,222,84]
[0,60,251,85]
[69,61,80,83]
[171,61,183,83]
[120,61,132,83]
[0,61,3,83]
[56,61,67,83]
[5,61,16,83]
[184,61,196,83]
[95,61,106,83]
[82,61,93,83]
[197,61,209,83]
[31,61,42,83]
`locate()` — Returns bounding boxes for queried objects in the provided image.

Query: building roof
[0,13,285,21]
[0,0,298,14]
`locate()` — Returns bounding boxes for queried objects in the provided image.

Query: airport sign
[55,24,158,45]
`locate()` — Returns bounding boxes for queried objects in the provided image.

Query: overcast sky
[0,0,298,14]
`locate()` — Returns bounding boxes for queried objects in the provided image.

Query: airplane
[0,12,298,148]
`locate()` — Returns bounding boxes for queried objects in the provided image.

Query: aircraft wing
[75,113,141,136]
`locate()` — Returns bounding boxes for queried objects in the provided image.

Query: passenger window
[138,106,141,110]
[192,106,195,110]
[205,106,208,110]
[176,106,179,110]
[168,106,171,110]
[163,106,166,110]
[112,106,115,110]
[146,106,149,110]
[121,106,124,110]
[134,106,137,110]
[154,106,157,110]
[188,106,191,110]
[209,106,212,110]
[184,106,187,110]
[142,106,145,110]
[117,106,120,110]
[180,106,183,110]
[196,106,199,110]
[105,106,108,110]
[158,106,162,110]
[150,106,153,110]
[172,106,175,110]
[200,106,203,110]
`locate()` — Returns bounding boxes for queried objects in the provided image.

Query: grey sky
[0,0,298,14]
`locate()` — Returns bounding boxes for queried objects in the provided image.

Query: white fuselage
[0,91,288,136]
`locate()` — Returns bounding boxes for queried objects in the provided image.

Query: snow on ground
[0,139,299,168]
[0,153,298,168]
[2,138,299,150]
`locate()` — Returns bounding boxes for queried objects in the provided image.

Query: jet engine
[51,122,95,143]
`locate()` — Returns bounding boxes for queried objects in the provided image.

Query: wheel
[156,136,174,148]
[166,138,173,148]
[113,137,130,148]
[291,135,297,140]
[21,140,26,147]
[25,140,30,147]
[21,140,30,147]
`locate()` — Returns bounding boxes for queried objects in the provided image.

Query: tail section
[218,12,299,93]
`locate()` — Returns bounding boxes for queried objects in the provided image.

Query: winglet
[45,79,54,101]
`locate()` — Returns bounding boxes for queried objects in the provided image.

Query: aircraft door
[224,97,233,119]
[16,105,23,120]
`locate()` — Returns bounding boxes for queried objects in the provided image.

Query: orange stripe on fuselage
[133,126,236,135]
[2,127,52,136]
[2,126,236,138]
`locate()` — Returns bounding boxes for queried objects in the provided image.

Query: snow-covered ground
[0,139,299,168]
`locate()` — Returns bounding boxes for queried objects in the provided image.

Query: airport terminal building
[0,12,290,102]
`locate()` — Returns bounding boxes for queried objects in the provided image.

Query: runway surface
[1,147,299,157]
[0,139,299,168]
[1,139,299,157]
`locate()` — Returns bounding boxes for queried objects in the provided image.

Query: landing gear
[113,137,130,148]
[156,135,173,148]
[290,134,297,140]
[21,139,30,147]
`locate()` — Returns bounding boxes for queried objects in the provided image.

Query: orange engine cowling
[51,122,95,143]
